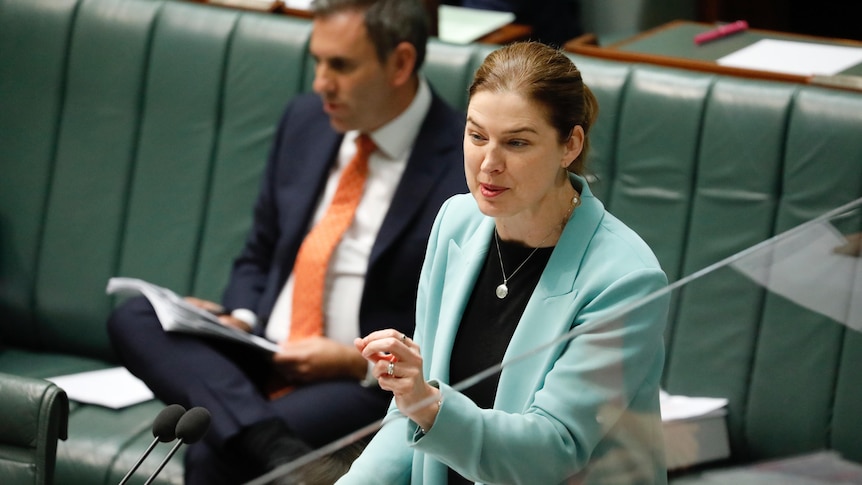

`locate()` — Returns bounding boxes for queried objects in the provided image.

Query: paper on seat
[438,5,515,44]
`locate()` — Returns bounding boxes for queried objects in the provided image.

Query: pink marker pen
[694,20,749,45]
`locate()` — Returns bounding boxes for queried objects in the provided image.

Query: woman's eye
[508,139,527,147]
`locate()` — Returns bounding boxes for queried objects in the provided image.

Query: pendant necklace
[493,192,581,300]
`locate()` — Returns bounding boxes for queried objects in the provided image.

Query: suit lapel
[369,94,462,264]
[281,125,341,227]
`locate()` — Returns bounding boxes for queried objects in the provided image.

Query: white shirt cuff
[230,308,259,330]
[360,360,377,387]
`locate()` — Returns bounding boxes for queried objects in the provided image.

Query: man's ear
[388,41,417,87]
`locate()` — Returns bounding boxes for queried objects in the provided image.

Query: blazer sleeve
[334,200,458,485]
[415,267,669,484]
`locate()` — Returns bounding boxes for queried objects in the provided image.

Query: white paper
[660,390,728,422]
[106,277,280,353]
[282,0,311,9]
[717,39,862,76]
[47,367,154,409]
[438,5,515,44]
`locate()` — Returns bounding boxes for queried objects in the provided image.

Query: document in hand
[106,277,280,354]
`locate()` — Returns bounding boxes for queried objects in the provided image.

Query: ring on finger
[387,361,395,376]
[400,333,408,342]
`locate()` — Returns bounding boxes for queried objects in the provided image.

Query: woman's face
[464,90,581,224]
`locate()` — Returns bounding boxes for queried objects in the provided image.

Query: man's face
[310,10,398,133]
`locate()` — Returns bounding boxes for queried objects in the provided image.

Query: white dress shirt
[263,79,433,345]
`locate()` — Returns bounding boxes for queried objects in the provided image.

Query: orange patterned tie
[288,133,376,342]
[267,134,374,400]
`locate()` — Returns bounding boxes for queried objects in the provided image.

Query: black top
[447,233,554,484]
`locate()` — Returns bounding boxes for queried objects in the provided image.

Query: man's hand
[273,336,367,384]
[184,296,252,333]
[835,232,862,257]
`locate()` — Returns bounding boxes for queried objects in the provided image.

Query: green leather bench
[1,0,861,482]
[0,373,68,485]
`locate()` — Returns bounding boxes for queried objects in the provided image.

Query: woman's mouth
[480,183,507,198]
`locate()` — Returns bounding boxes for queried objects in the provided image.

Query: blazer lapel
[427,217,495,382]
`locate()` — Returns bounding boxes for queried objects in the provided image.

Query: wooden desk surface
[566,20,862,89]
[474,23,531,45]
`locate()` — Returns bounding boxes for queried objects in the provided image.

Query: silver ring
[400,334,408,342]
[387,361,395,376]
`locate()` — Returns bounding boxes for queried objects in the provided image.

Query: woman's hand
[355,330,441,432]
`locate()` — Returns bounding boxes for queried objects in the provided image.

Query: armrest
[0,372,69,485]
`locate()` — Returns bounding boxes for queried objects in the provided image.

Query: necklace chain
[494,228,552,287]
[493,191,581,299]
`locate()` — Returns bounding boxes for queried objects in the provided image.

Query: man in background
[107,0,466,483]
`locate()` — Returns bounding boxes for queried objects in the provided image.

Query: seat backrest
[0,0,82,351]
[0,373,69,485]
[574,52,862,463]
[0,0,311,360]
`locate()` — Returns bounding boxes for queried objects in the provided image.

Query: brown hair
[311,0,428,73]
[468,42,598,174]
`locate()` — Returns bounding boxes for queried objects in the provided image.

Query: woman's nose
[480,144,504,173]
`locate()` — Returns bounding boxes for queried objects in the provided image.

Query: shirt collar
[347,77,432,161]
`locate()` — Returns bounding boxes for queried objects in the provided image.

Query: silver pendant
[496,283,508,299]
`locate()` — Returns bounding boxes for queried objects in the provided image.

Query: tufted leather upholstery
[1,0,861,482]
[0,373,69,485]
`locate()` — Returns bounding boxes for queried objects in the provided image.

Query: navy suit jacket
[222,91,467,340]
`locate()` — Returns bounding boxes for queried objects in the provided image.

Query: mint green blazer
[337,175,670,485]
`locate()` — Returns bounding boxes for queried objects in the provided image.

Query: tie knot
[355,134,376,158]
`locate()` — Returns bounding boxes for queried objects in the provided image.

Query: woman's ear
[562,125,585,168]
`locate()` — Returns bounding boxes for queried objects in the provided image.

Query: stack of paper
[437,5,515,44]
[672,450,862,484]
[717,39,862,77]
[209,0,277,11]
[282,0,312,9]
[661,390,731,470]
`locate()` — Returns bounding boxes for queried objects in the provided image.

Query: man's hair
[311,0,429,73]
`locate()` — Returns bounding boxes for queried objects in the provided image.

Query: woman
[336,42,669,484]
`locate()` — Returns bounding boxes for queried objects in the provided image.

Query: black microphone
[143,406,211,485]
[118,404,186,485]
